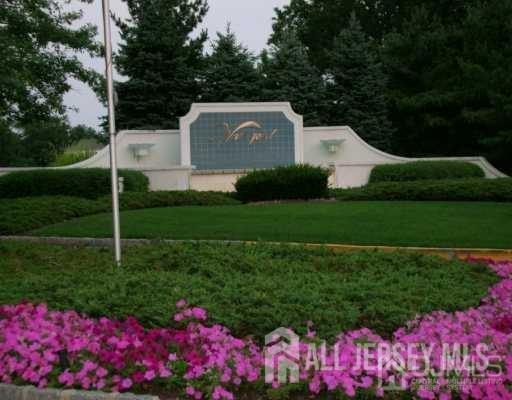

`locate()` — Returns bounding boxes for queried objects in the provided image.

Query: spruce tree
[326,15,393,151]
[200,26,261,103]
[115,0,208,129]
[260,31,326,126]
[384,1,512,173]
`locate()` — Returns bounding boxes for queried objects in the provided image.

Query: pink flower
[143,370,156,381]
[191,307,207,321]
[176,300,188,309]
[58,371,74,386]
[120,378,133,390]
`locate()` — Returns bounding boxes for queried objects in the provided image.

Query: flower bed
[0,260,511,400]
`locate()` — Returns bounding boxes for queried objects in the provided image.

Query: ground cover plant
[33,201,512,249]
[331,178,512,202]
[369,161,485,183]
[0,241,497,340]
[0,241,510,399]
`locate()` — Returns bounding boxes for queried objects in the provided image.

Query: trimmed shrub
[100,190,241,210]
[331,178,512,202]
[369,161,485,183]
[0,169,149,199]
[235,164,329,202]
[118,170,149,193]
[0,196,108,235]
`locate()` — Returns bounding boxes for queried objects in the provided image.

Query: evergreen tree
[200,26,261,103]
[326,15,393,151]
[270,0,478,71]
[384,1,512,173]
[260,31,326,126]
[115,0,208,129]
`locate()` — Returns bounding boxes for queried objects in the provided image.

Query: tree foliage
[326,15,393,151]
[384,1,512,172]
[114,0,208,130]
[260,31,326,126]
[270,0,479,71]
[200,26,260,103]
[271,0,512,173]
[0,0,101,166]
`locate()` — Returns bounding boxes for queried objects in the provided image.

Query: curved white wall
[304,126,507,188]
[0,130,193,191]
[0,104,507,191]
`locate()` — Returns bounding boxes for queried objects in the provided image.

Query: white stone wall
[303,126,507,188]
[0,130,194,191]
[190,173,243,192]
[0,103,507,191]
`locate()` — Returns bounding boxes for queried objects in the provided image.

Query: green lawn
[33,201,512,248]
[0,241,497,340]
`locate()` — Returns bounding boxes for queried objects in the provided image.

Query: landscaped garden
[0,165,511,399]
[0,241,511,399]
[1,166,512,249]
[4,0,512,397]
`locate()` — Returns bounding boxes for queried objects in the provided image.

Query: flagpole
[101,0,122,266]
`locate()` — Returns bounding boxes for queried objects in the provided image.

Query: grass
[0,241,497,341]
[33,201,512,249]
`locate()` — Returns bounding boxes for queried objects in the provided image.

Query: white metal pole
[101,0,122,266]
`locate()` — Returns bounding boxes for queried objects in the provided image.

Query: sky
[63,0,290,129]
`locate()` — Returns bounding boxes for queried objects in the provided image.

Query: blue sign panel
[190,111,295,170]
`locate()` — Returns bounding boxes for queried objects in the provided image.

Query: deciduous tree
[0,0,100,166]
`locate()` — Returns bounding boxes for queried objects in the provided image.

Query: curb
[0,383,159,400]
[1,235,512,262]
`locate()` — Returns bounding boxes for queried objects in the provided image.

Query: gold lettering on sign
[223,121,278,144]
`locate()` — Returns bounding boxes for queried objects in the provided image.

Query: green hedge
[331,178,512,202]
[101,190,240,210]
[0,191,239,235]
[369,161,485,183]
[235,164,329,202]
[0,196,107,235]
[0,169,149,199]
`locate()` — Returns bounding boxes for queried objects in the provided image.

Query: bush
[369,161,485,183]
[101,190,241,210]
[331,178,512,202]
[235,164,329,202]
[0,197,108,235]
[0,241,497,340]
[0,169,149,199]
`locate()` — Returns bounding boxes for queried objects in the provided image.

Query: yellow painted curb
[2,236,512,262]
[297,242,512,262]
